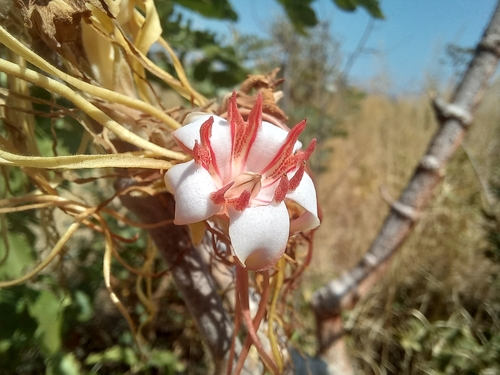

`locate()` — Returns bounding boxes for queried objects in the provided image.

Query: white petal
[228,203,290,271]
[164,160,220,225]
[253,180,278,205]
[173,114,232,183]
[245,121,302,173]
[286,172,320,232]
[290,211,320,234]
[174,114,213,150]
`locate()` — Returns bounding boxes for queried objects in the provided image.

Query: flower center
[209,171,262,211]
[224,172,262,201]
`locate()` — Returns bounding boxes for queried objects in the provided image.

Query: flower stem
[235,264,279,375]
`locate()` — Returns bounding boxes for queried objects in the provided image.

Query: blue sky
[181,1,498,93]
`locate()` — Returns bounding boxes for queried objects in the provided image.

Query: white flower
[165,93,320,271]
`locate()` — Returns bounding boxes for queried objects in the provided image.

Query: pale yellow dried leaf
[0,149,171,170]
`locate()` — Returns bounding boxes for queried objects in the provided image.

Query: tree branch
[311,0,500,369]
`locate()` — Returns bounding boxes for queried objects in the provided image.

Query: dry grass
[312,93,436,277]
[312,83,499,281]
[307,82,500,373]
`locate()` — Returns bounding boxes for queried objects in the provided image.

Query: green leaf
[0,339,11,353]
[0,232,34,280]
[73,291,93,322]
[173,0,237,21]
[46,353,81,375]
[193,59,211,81]
[0,286,38,341]
[277,0,318,34]
[59,353,81,375]
[357,0,384,18]
[0,301,22,339]
[333,0,384,18]
[85,346,139,367]
[148,349,184,372]
[210,70,245,87]
[28,290,67,355]
[2,166,28,194]
[333,0,357,11]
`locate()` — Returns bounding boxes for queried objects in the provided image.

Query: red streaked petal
[210,181,234,204]
[301,138,317,162]
[245,121,298,173]
[193,140,211,169]
[192,117,215,171]
[261,119,307,182]
[288,165,304,191]
[288,138,316,190]
[245,93,262,154]
[248,93,263,128]
[228,91,261,173]
[228,91,245,127]
[229,189,252,211]
[228,91,246,154]
[193,116,227,181]
[240,93,261,161]
[172,114,233,183]
[273,174,289,202]
[199,116,214,144]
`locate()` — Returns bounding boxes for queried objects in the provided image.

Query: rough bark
[310,1,500,372]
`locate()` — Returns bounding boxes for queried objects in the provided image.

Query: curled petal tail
[286,172,320,232]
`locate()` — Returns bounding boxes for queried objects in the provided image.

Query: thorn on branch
[362,252,379,267]
[380,186,420,221]
[479,34,500,56]
[432,96,473,126]
[419,155,442,174]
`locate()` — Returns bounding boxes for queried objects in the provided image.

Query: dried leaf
[16,0,111,70]
[239,68,285,93]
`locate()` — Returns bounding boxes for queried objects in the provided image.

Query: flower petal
[253,180,279,205]
[290,211,320,234]
[286,172,320,232]
[245,121,302,173]
[228,202,290,271]
[173,115,232,183]
[164,160,220,225]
